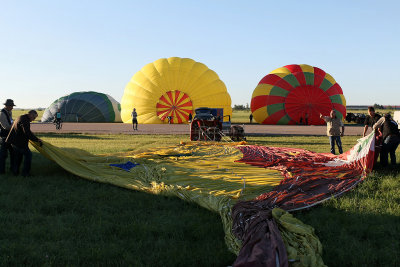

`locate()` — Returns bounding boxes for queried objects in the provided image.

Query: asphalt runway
[31,123,367,136]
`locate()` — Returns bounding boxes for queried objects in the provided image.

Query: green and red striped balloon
[251,64,346,125]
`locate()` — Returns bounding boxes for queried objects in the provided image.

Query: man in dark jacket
[363,106,381,137]
[373,113,400,166]
[6,110,42,176]
[0,99,15,174]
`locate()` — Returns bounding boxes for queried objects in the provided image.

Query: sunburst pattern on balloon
[156,90,193,123]
[120,57,232,124]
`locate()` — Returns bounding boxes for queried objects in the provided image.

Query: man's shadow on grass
[37,133,106,140]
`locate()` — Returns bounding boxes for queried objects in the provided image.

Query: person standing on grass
[54,108,62,124]
[320,110,345,154]
[131,108,138,131]
[373,113,400,166]
[6,110,42,177]
[249,113,253,124]
[0,99,15,174]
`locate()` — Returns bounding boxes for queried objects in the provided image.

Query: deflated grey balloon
[41,91,121,122]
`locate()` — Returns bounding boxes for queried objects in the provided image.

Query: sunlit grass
[11,109,44,122]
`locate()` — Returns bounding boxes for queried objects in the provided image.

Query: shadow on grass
[295,168,400,266]
[371,164,400,174]
[0,168,236,266]
[296,206,399,266]
[37,133,107,140]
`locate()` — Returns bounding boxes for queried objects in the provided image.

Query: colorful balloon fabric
[31,133,375,267]
[251,64,346,125]
[120,57,232,124]
[41,91,121,123]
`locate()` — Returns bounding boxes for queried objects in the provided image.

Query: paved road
[31,123,367,136]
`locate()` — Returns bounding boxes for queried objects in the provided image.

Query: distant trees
[373,103,384,109]
[233,103,250,111]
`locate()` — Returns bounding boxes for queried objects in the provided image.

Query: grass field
[11,109,45,123]
[0,133,399,266]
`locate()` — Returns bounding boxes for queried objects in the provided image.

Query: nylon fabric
[29,133,375,266]
[251,64,346,125]
[30,141,284,254]
[41,91,121,123]
[236,133,374,211]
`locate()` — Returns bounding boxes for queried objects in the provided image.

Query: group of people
[0,99,42,177]
[320,107,400,166]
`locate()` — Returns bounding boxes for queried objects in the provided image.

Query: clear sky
[1,0,399,108]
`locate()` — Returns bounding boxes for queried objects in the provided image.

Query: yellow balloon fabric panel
[121,57,232,124]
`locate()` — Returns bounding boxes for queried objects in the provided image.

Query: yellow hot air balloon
[121,57,232,124]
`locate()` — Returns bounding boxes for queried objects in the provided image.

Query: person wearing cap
[6,110,42,177]
[373,113,400,166]
[0,99,15,174]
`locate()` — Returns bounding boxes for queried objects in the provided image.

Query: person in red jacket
[6,110,42,177]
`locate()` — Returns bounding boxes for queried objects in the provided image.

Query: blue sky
[1,0,399,108]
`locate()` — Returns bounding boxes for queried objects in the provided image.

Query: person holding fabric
[363,106,381,137]
[6,110,42,177]
[363,106,382,166]
[320,110,345,154]
[373,113,400,166]
[131,108,138,131]
[0,99,15,174]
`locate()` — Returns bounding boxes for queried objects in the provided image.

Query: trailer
[190,107,246,141]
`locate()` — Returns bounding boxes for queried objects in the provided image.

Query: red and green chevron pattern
[251,64,346,125]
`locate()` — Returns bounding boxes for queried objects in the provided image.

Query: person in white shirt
[320,110,345,154]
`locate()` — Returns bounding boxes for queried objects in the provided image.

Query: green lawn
[0,134,399,266]
[11,109,45,123]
